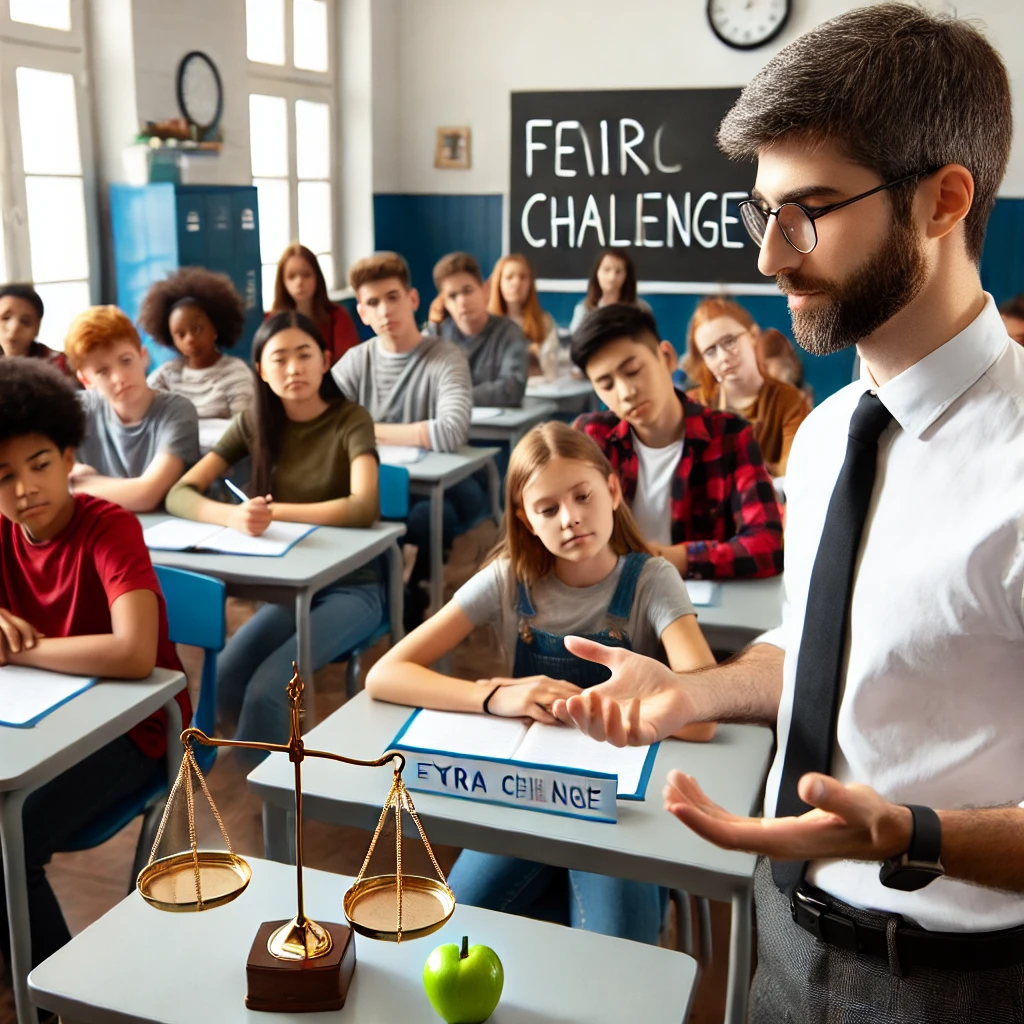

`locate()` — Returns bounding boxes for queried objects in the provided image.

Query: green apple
[423,934,504,1024]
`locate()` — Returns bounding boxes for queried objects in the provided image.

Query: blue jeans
[447,851,665,944]
[217,577,384,763]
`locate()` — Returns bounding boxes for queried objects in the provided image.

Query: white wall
[380,0,1024,197]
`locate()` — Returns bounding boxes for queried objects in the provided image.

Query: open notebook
[0,665,96,728]
[377,445,427,466]
[391,708,658,800]
[142,518,316,557]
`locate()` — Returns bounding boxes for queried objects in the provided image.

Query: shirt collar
[866,294,1009,439]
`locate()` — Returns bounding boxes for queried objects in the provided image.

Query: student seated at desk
[568,249,652,334]
[0,358,190,977]
[165,312,383,757]
[0,283,72,378]
[572,304,783,580]
[432,252,528,407]
[139,267,256,420]
[684,297,811,476]
[333,252,474,630]
[66,306,199,513]
[367,422,715,944]
[488,254,560,378]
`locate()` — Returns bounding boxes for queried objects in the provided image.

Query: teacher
[553,5,1024,1022]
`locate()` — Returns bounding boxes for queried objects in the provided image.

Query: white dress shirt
[760,295,1024,932]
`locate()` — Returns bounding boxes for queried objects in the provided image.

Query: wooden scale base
[245,921,357,1013]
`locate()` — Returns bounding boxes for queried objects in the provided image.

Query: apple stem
[460,935,469,959]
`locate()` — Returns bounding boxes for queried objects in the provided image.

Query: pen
[223,479,249,503]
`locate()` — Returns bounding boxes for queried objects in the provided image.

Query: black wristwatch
[879,804,945,891]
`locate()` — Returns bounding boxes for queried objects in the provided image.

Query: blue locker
[110,183,263,369]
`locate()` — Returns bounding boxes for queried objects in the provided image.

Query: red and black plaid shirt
[575,393,784,580]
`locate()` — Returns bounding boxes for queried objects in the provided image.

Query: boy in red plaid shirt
[572,304,783,579]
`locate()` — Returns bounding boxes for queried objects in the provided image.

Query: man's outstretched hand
[663,770,913,862]
[550,635,701,745]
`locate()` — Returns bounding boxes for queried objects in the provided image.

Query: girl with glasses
[683,298,810,476]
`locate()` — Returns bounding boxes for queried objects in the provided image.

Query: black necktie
[771,390,894,895]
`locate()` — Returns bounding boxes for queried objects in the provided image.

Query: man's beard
[779,217,926,357]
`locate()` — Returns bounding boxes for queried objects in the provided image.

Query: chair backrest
[154,565,226,750]
[379,463,410,519]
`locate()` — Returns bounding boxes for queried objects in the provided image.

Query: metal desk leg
[294,587,315,723]
[428,483,445,614]
[1,788,35,1024]
[262,800,296,864]
[385,541,405,644]
[485,456,502,525]
[724,886,752,1024]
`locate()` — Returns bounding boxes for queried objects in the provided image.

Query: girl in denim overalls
[368,422,716,943]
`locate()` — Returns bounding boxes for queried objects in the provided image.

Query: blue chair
[60,566,227,885]
[335,463,409,696]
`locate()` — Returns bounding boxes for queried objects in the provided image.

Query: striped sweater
[331,334,472,452]
[147,353,255,420]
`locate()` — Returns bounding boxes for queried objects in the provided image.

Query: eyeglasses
[699,331,746,365]
[737,168,939,255]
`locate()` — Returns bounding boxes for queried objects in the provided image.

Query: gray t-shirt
[77,388,200,479]
[453,555,695,667]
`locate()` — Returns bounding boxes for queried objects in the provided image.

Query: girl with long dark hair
[568,249,651,333]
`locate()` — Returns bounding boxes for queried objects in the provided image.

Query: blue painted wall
[374,192,1024,401]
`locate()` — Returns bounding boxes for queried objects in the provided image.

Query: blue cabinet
[110,183,263,368]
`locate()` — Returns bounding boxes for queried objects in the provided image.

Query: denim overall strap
[516,581,537,618]
[606,552,650,620]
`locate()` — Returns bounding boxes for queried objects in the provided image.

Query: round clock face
[707,0,791,50]
[177,52,223,132]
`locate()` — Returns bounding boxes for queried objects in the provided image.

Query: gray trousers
[750,857,1024,1023]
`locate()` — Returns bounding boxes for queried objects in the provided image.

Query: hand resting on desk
[476,674,582,725]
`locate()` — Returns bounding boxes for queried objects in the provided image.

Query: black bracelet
[482,685,501,716]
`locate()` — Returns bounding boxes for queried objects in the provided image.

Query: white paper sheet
[397,708,528,759]
[685,580,718,606]
[514,723,651,797]
[470,407,504,422]
[0,665,96,727]
[143,518,313,556]
[378,445,428,466]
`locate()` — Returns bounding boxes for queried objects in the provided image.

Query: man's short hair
[999,294,1024,321]
[349,252,412,292]
[0,358,84,451]
[65,306,142,370]
[433,252,482,291]
[571,304,662,374]
[716,3,1011,263]
[0,283,44,321]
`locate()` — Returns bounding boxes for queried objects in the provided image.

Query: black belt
[791,885,1024,972]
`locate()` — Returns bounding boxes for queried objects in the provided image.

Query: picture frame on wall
[435,126,471,169]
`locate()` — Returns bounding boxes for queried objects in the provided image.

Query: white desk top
[138,516,406,590]
[469,401,558,430]
[249,693,773,902]
[405,445,501,487]
[696,576,784,637]
[29,857,697,1024]
[525,377,593,400]
[0,669,185,792]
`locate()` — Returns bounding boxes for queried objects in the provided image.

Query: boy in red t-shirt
[0,358,190,978]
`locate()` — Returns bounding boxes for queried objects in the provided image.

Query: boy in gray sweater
[432,252,528,407]
[336,252,478,628]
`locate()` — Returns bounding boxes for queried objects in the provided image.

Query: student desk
[694,576,785,654]
[249,693,774,1024]
[406,446,502,613]
[1,669,185,1024]
[467,400,559,449]
[524,375,598,415]
[138,515,407,713]
[28,857,698,1024]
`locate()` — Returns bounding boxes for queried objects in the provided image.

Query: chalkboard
[509,88,764,285]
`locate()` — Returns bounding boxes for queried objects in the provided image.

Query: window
[0,5,95,349]
[246,0,335,308]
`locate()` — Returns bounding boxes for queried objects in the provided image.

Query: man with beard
[552,5,1024,1022]
[571,304,784,579]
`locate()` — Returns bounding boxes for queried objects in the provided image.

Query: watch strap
[904,804,941,863]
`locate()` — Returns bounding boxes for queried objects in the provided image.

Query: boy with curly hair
[0,357,189,977]
[67,305,199,512]
[138,267,255,419]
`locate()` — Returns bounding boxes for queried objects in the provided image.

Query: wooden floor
[0,523,735,1023]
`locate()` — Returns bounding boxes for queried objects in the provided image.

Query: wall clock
[707,0,791,50]
[176,51,224,140]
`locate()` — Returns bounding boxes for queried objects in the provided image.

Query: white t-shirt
[758,295,1024,933]
[630,432,682,546]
